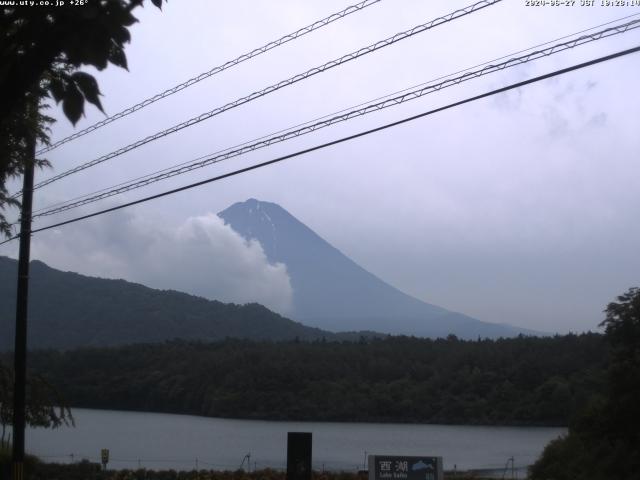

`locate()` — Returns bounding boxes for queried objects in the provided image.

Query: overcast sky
[2,0,639,333]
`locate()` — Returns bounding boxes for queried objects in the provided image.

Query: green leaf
[111,25,131,46]
[48,78,66,104]
[71,71,104,113]
[115,7,139,27]
[108,45,128,70]
[62,82,84,126]
[81,4,99,20]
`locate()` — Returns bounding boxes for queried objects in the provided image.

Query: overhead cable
[30,12,640,217]
[36,0,384,155]
[22,0,502,195]
[0,44,635,247]
[30,18,640,219]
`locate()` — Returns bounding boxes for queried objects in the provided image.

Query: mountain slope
[219,199,535,338]
[0,256,341,351]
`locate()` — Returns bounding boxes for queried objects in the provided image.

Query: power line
[332,12,640,117]
[35,0,384,155]
[29,18,640,219]
[29,12,640,217]
[1,44,635,247]
[22,5,635,228]
[21,0,502,195]
[28,7,640,193]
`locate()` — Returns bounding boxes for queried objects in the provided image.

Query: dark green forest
[23,333,606,426]
[529,287,640,480]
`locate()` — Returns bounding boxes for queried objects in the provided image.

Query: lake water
[25,408,565,474]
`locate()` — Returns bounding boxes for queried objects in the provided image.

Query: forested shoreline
[22,333,606,426]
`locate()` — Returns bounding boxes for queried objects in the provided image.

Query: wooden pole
[11,134,35,480]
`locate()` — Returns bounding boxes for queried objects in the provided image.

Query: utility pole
[11,132,35,480]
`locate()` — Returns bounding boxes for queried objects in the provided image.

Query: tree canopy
[530,287,640,480]
[21,333,606,426]
[0,0,165,237]
[0,361,73,449]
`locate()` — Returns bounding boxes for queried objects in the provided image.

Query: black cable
[0,44,633,246]
[20,0,501,195]
[36,0,384,155]
[28,16,640,219]
[27,10,640,219]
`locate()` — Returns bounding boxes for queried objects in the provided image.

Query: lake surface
[26,408,565,474]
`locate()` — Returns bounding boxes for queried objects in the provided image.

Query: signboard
[286,432,312,480]
[368,455,443,480]
[101,449,109,470]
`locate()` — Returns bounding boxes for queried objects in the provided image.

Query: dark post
[11,136,35,480]
[286,432,312,480]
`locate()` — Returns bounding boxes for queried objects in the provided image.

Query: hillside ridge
[0,256,350,350]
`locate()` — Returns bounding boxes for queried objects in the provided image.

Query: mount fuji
[219,199,535,339]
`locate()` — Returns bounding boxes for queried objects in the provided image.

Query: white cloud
[25,210,293,315]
